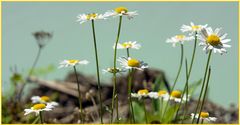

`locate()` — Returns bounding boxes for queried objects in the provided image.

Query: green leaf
[188,79,202,95]
[161,104,179,123]
[31,64,56,76]
[132,101,145,123]
[152,76,162,112]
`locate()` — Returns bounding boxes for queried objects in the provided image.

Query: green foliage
[152,75,168,112]
[10,73,24,84]
[161,104,179,123]
[188,79,202,95]
[2,97,13,124]
[31,64,56,76]
[132,101,145,123]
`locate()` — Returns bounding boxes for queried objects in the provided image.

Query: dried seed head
[33,31,53,48]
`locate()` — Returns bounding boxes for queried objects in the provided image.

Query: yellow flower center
[207,35,221,46]
[200,112,209,118]
[86,13,97,20]
[192,25,200,30]
[158,90,167,96]
[40,96,50,102]
[171,90,182,98]
[68,60,79,64]
[33,104,46,110]
[122,42,132,48]
[115,7,128,14]
[127,59,140,67]
[138,89,149,95]
[176,35,185,40]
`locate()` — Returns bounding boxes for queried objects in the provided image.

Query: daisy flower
[181,22,208,35]
[31,96,59,107]
[166,35,194,47]
[131,89,149,99]
[24,103,54,116]
[104,6,138,19]
[198,27,231,54]
[148,90,168,99]
[102,67,125,74]
[163,90,189,103]
[113,41,141,50]
[191,112,217,122]
[77,13,107,24]
[118,57,148,71]
[58,59,89,68]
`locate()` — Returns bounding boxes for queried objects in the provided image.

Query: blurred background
[2,2,238,108]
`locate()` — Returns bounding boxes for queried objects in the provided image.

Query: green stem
[91,20,103,124]
[39,111,44,124]
[201,119,204,124]
[196,67,211,124]
[188,32,198,78]
[128,69,135,123]
[180,59,189,123]
[177,33,198,122]
[127,48,130,58]
[111,16,122,123]
[192,50,212,124]
[174,78,188,121]
[162,44,184,120]
[18,48,42,101]
[32,115,40,124]
[142,99,148,123]
[180,32,197,122]
[126,48,135,123]
[73,66,83,123]
[159,97,163,120]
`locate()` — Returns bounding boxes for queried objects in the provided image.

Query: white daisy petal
[131,89,149,100]
[24,103,54,116]
[181,22,208,34]
[77,13,107,24]
[118,57,148,71]
[59,59,89,68]
[114,41,141,50]
[198,27,231,55]
[166,35,193,47]
[191,112,217,122]
[106,7,138,19]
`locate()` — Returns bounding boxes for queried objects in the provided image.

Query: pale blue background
[2,2,238,108]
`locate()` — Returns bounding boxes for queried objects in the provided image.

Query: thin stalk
[111,16,122,123]
[174,79,188,121]
[91,97,99,118]
[128,69,135,123]
[142,99,148,123]
[162,44,184,120]
[18,48,42,101]
[188,32,198,78]
[181,59,189,123]
[192,50,212,123]
[196,67,211,124]
[127,48,130,58]
[126,48,135,123]
[159,97,163,120]
[91,20,103,123]
[73,66,83,123]
[176,33,198,122]
[201,119,204,124]
[32,116,40,124]
[39,111,44,124]
[180,32,197,122]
